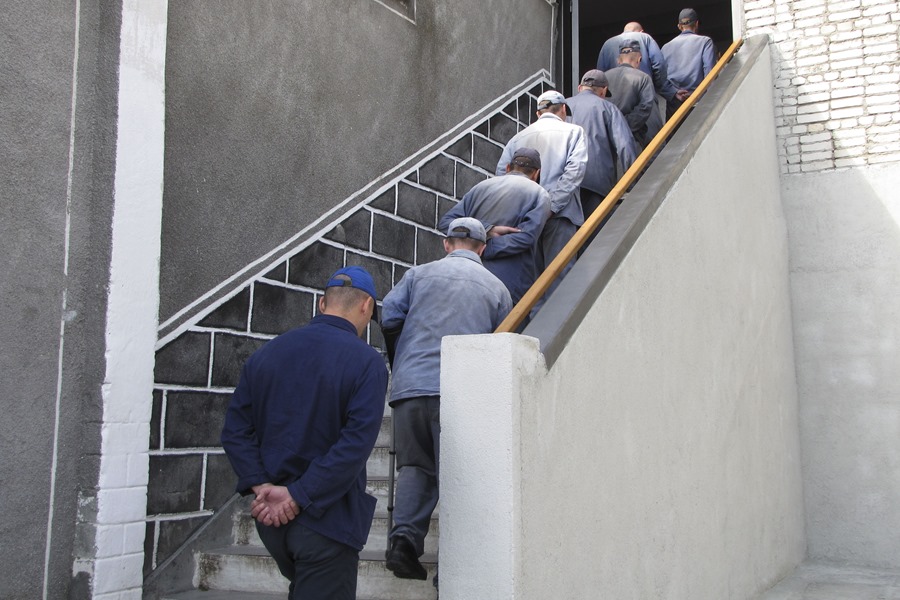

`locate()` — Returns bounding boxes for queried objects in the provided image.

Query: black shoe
[385,537,427,580]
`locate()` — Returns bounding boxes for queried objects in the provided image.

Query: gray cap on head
[511,147,541,170]
[679,8,699,23]
[536,90,567,110]
[619,39,641,54]
[580,69,612,98]
[446,217,487,243]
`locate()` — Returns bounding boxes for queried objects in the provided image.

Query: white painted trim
[571,0,580,92]
[156,71,551,345]
[89,0,168,595]
[372,0,416,24]
[732,0,745,40]
[44,2,82,597]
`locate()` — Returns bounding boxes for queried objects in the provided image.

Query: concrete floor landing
[758,563,900,599]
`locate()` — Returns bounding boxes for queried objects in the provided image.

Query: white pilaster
[88,0,168,596]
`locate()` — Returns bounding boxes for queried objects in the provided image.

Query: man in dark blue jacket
[221,266,388,600]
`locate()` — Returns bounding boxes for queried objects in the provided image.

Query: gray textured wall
[0,0,119,597]
[784,163,900,569]
[160,0,552,323]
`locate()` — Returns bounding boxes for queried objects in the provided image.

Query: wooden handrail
[495,38,745,334]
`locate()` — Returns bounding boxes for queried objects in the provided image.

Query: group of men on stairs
[217,7,715,599]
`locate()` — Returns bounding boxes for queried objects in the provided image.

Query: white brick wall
[746,0,900,173]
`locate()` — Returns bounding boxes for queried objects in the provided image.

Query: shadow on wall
[782,162,900,570]
[143,78,553,576]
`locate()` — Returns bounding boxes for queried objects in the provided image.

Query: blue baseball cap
[326,266,378,301]
[325,266,379,323]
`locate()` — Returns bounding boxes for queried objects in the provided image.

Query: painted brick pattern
[744,0,900,173]
[143,80,550,573]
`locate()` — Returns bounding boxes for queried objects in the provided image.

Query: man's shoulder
[252,319,371,363]
[479,171,534,186]
[525,115,581,137]
[601,33,623,50]
[567,91,600,105]
[610,64,649,80]
[469,260,514,294]
[497,172,548,194]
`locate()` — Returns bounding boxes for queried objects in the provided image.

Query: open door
[563,0,735,88]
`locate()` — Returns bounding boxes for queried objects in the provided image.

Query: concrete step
[368,510,440,554]
[197,546,437,600]
[375,414,392,448]
[162,591,285,600]
[366,446,392,479]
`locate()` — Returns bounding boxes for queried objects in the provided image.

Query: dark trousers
[579,189,605,256]
[390,396,441,557]
[256,520,359,600]
[532,216,577,315]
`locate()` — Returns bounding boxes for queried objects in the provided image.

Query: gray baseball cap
[511,147,541,170]
[446,217,487,243]
[580,69,613,98]
[679,8,699,23]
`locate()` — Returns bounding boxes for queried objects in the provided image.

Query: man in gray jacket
[566,70,638,247]
[662,8,716,116]
[496,90,587,301]
[605,39,659,147]
[598,22,678,139]
[439,147,551,304]
[382,217,511,581]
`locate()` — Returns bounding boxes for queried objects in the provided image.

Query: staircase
[161,404,439,600]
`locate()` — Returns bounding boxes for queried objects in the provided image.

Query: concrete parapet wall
[441,44,805,599]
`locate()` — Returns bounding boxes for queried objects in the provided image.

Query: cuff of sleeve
[287,480,322,519]
[236,474,268,496]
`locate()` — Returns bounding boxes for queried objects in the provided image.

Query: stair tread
[204,545,438,564]
[164,592,432,600]
[163,591,285,600]
[360,548,438,564]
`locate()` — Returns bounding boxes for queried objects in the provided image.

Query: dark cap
[580,69,613,98]
[446,217,487,243]
[679,8,699,24]
[511,147,541,170]
[619,39,642,54]
[326,266,377,300]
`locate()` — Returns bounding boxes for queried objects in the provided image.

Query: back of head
[510,147,541,178]
[617,39,642,65]
[447,237,485,253]
[445,217,487,253]
[624,22,643,32]
[678,8,699,27]
[536,90,569,117]
[322,266,377,320]
[324,276,370,313]
[578,69,611,98]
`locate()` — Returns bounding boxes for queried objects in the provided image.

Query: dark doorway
[562,0,735,94]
